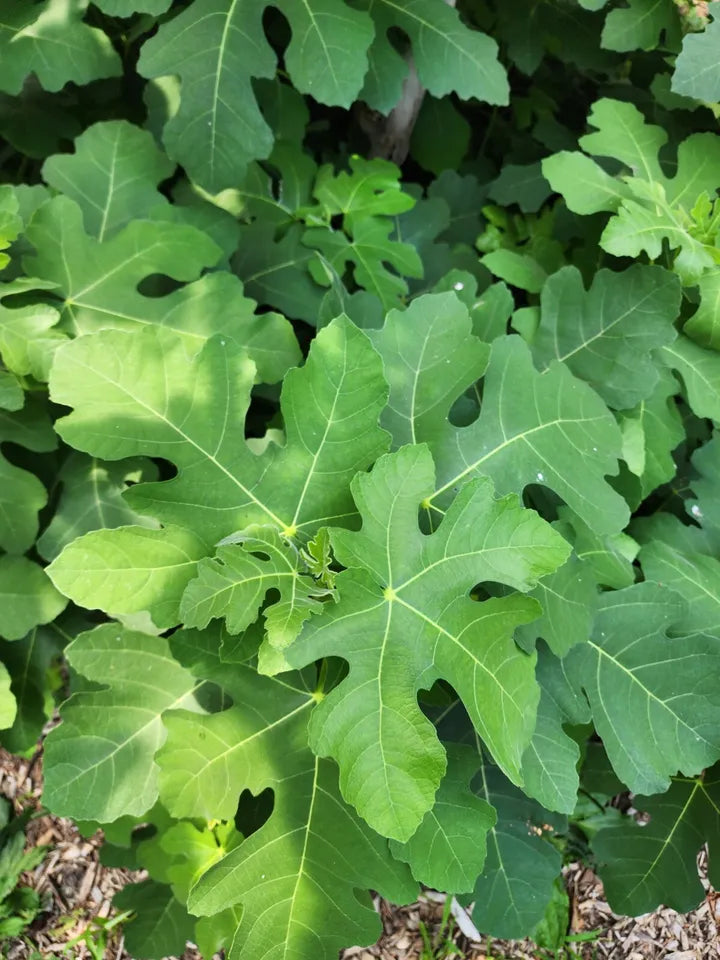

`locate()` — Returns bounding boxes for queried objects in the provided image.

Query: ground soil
[1,746,718,960]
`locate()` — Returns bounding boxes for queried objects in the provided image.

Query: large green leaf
[234,222,325,324]
[157,627,417,960]
[0,0,121,95]
[25,197,299,381]
[639,521,720,638]
[660,335,720,420]
[593,768,720,915]
[0,622,65,752]
[43,624,200,820]
[520,642,590,813]
[517,552,597,658]
[565,582,720,794]
[529,264,680,409]
[42,121,174,241]
[50,317,386,541]
[289,444,569,840]
[427,336,628,536]
[138,0,374,191]
[600,0,680,52]
[368,294,626,535]
[367,292,489,448]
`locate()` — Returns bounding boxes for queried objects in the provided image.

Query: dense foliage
[2,1,720,956]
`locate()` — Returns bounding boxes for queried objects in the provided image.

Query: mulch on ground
[1,746,718,960]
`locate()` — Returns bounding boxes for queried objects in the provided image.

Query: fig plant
[2,1,720,957]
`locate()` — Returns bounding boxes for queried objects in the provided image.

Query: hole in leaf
[448,389,481,427]
[136,274,185,298]
[234,786,274,838]
[192,679,229,714]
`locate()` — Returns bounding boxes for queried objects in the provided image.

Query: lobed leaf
[157,627,417,960]
[289,444,569,840]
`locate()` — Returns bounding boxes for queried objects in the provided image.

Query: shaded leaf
[138,0,374,191]
[0,557,66,641]
[672,15,720,101]
[390,743,496,893]
[530,264,680,409]
[593,768,720,915]
[472,758,565,938]
[37,454,159,562]
[0,0,121,95]
[566,582,720,794]
[367,292,489,449]
[361,0,508,112]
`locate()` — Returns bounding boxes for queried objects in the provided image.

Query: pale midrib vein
[89,459,106,528]
[379,0,480,66]
[300,0,338,92]
[477,750,517,907]
[396,544,541,594]
[68,298,207,343]
[650,545,720,607]
[69,239,173,301]
[408,326,435,445]
[186,569,297,612]
[209,0,239,181]
[283,754,320,958]
[376,601,401,833]
[97,131,119,242]
[290,348,347,528]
